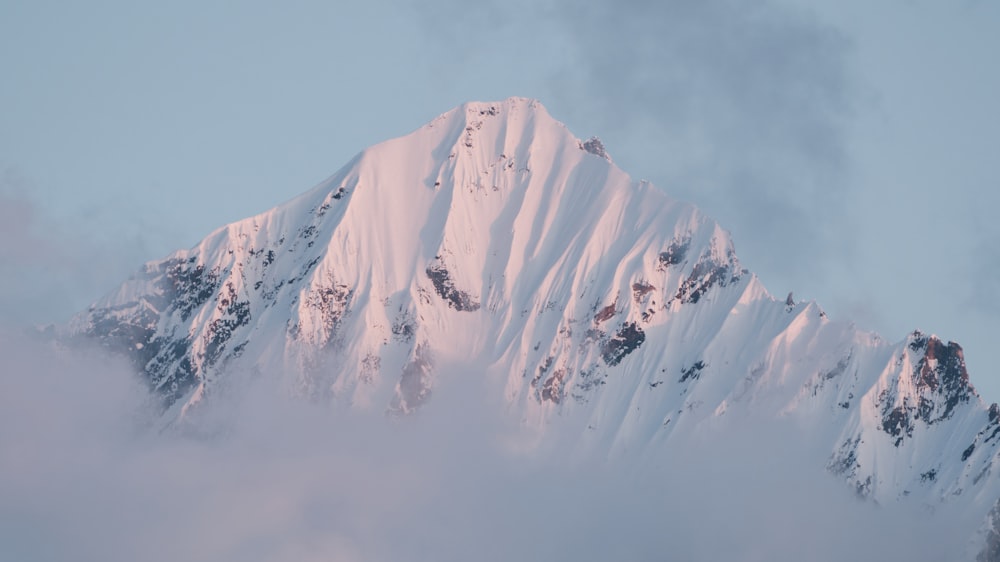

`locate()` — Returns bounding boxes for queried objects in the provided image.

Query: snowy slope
[68,97,1000,558]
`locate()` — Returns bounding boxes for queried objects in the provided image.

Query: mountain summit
[70,97,1000,558]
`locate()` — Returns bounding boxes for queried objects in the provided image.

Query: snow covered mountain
[69,97,1000,559]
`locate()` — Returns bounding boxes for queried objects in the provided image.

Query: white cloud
[0,330,975,562]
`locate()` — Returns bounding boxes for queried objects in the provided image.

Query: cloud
[0,331,977,562]
[0,170,55,264]
[0,168,158,325]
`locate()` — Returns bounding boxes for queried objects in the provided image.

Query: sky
[1,0,999,402]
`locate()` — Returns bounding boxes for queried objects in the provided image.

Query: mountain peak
[421,96,553,137]
[446,96,548,123]
[460,96,546,116]
[367,96,612,175]
[67,98,1000,559]
[69,95,737,419]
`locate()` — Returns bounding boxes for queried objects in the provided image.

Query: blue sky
[2,0,998,397]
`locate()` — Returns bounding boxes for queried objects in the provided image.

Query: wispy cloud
[0,168,157,324]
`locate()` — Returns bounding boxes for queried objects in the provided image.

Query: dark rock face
[163,258,222,322]
[204,281,252,365]
[879,333,977,447]
[579,136,610,160]
[671,252,745,306]
[828,435,862,479]
[631,282,655,303]
[881,406,913,447]
[916,337,973,421]
[594,302,617,324]
[530,355,573,405]
[531,356,553,389]
[82,257,229,408]
[963,443,977,462]
[657,237,690,269]
[86,306,159,370]
[391,308,416,343]
[426,260,480,312]
[541,368,567,404]
[601,322,645,366]
[679,361,706,383]
[632,282,658,323]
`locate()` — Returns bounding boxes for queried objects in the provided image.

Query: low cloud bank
[0,330,976,562]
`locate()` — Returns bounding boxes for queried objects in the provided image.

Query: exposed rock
[601,322,645,366]
[203,281,251,365]
[161,258,222,322]
[79,257,233,409]
[632,281,655,303]
[671,254,744,305]
[963,443,977,462]
[828,435,861,478]
[426,259,480,312]
[878,334,976,447]
[300,280,352,347]
[532,356,553,389]
[391,309,416,343]
[679,360,706,383]
[882,405,913,447]
[657,237,690,269]
[594,301,617,324]
[915,337,973,422]
[579,136,611,161]
[541,368,567,404]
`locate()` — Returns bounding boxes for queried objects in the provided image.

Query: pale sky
[2,0,998,398]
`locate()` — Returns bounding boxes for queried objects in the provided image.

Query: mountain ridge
[67,97,1000,559]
